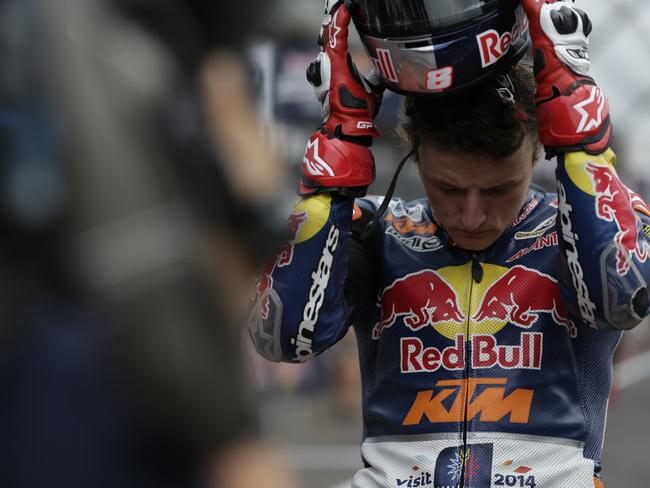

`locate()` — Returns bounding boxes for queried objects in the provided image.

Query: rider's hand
[299,0,384,197]
[522,0,612,155]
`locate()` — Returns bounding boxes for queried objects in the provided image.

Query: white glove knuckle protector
[541,2,591,75]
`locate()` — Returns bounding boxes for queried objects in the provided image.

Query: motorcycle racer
[249,1,650,486]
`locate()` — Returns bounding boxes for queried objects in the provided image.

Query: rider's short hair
[399,61,539,161]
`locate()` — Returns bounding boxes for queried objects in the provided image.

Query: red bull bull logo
[375,263,575,341]
[473,265,577,338]
[586,162,649,276]
[373,270,464,340]
[256,212,308,319]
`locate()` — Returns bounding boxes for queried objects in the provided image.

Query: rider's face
[418,135,537,251]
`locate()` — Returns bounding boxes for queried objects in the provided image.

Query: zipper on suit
[460,252,485,487]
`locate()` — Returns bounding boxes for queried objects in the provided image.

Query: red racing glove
[299,0,383,197]
[522,0,612,155]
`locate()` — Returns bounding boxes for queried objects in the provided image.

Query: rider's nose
[460,191,487,232]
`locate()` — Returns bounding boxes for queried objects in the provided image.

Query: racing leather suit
[249,149,650,488]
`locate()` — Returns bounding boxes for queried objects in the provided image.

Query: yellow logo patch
[564,148,617,195]
[292,194,332,244]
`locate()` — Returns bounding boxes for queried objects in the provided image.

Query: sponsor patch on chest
[386,226,443,252]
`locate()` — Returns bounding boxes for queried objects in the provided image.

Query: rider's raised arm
[248,1,383,362]
[522,0,650,330]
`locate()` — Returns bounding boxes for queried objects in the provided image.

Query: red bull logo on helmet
[477,4,528,68]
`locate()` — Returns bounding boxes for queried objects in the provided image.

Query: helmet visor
[351,0,509,37]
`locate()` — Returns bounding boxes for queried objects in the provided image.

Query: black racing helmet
[348,0,530,95]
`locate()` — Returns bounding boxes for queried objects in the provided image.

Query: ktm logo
[403,377,534,426]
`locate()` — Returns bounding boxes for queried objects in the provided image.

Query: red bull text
[401,332,542,373]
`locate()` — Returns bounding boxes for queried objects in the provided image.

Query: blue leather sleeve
[555,149,650,330]
[248,193,359,362]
